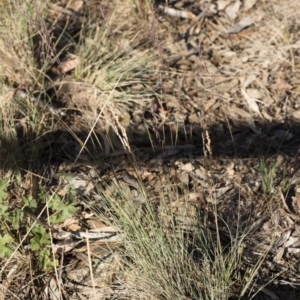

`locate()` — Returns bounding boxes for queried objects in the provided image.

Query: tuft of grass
[0,0,58,87]
[97,174,264,299]
[259,157,276,195]
[72,5,156,112]
[0,0,59,176]
[93,124,264,299]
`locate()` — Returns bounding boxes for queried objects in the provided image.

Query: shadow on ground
[3,116,300,172]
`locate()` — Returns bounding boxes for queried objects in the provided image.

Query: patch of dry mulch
[2,0,300,299]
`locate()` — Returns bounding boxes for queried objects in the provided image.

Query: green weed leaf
[0,204,9,219]
[22,195,37,209]
[11,208,24,230]
[57,172,75,183]
[0,234,13,258]
[49,194,77,224]
[30,225,50,251]
[0,178,8,202]
[38,249,57,271]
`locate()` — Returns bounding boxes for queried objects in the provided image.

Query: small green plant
[30,225,50,251]
[23,187,77,271]
[259,157,276,195]
[29,225,56,271]
[0,234,13,258]
[0,178,8,202]
[0,178,15,259]
[0,178,78,271]
[48,192,77,224]
[0,178,10,222]
[38,249,55,272]
[36,185,78,225]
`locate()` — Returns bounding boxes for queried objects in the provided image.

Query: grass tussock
[96,133,261,299]
[99,185,257,300]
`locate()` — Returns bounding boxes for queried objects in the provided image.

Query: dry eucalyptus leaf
[62,217,80,230]
[242,74,257,89]
[275,77,293,93]
[204,98,217,112]
[217,0,232,11]
[273,230,291,248]
[287,248,300,254]
[227,16,254,34]
[58,55,80,74]
[216,78,239,93]
[194,166,208,178]
[224,105,258,132]
[214,186,231,198]
[246,88,262,99]
[178,171,189,185]
[179,162,194,172]
[68,0,83,12]
[273,247,284,263]
[47,277,61,300]
[87,219,113,231]
[225,162,235,177]
[290,108,300,121]
[295,192,300,209]
[243,0,257,11]
[285,236,299,248]
[67,223,81,231]
[171,200,183,208]
[241,88,262,116]
[225,0,240,20]
[188,192,203,202]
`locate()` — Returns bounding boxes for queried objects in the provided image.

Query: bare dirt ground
[1,0,300,299]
